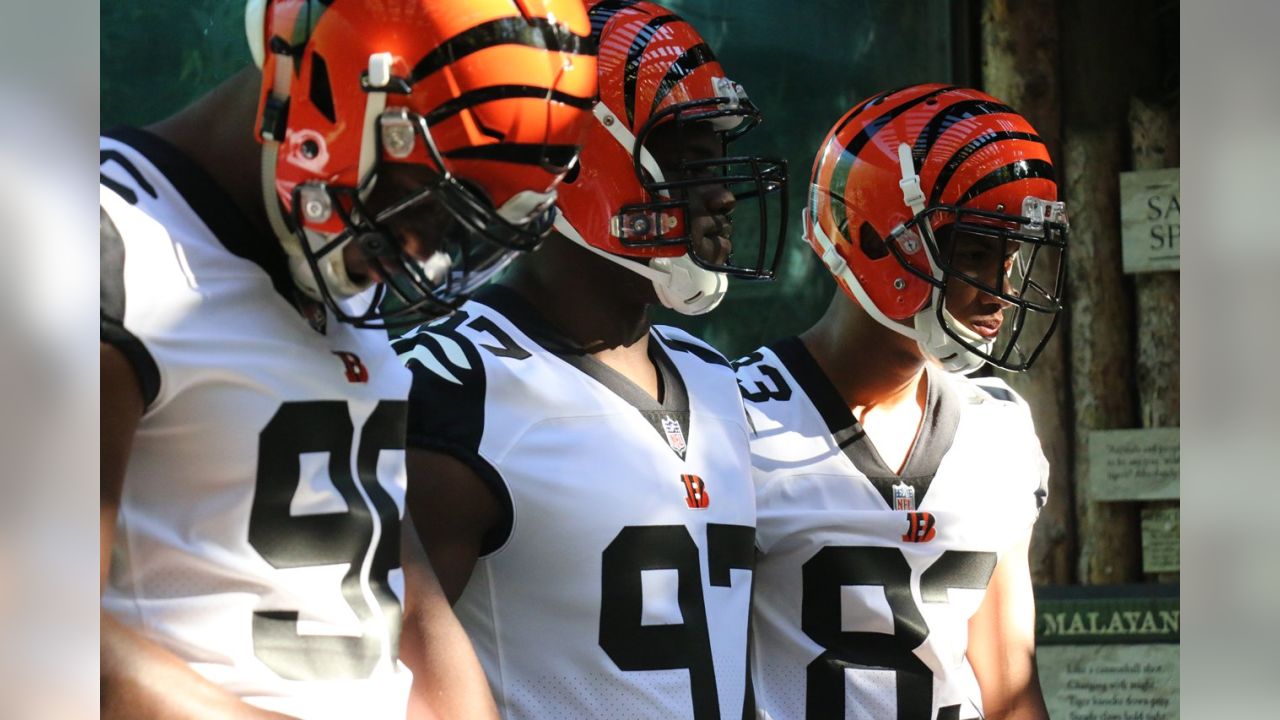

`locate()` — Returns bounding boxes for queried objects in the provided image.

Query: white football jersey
[736,338,1048,720]
[396,286,757,720]
[100,129,414,719]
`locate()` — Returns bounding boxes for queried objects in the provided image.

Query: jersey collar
[768,335,961,509]
[472,284,693,459]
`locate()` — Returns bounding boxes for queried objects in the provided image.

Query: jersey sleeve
[1031,425,1050,517]
[652,325,733,369]
[395,312,513,553]
[653,324,751,432]
[974,376,1050,519]
[100,195,161,409]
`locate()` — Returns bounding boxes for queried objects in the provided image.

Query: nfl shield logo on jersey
[661,414,687,457]
[892,481,916,511]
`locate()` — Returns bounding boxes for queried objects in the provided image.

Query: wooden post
[980,0,1075,586]
[1130,97,1179,583]
[1062,0,1145,585]
[1129,98,1179,428]
[1064,128,1141,584]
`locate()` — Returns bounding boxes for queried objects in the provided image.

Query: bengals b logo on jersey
[681,474,710,509]
[902,511,937,543]
[332,351,369,383]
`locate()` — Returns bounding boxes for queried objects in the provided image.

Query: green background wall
[101,0,955,357]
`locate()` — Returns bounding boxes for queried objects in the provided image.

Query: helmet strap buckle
[896,143,926,216]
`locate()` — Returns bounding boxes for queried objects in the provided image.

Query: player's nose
[701,183,736,216]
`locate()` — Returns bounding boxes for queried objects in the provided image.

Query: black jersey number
[801,547,997,719]
[732,352,792,403]
[599,524,756,720]
[248,400,406,681]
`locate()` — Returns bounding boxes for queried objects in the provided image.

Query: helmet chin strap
[254,41,391,303]
[911,298,991,375]
[546,101,729,315]
[552,215,727,315]
[245,0,267,70]
[259,128,368,302]
[896,143,990,374]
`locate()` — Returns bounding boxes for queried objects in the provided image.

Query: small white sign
[1141,506,1180,574]
[1088,428,1180,502]
[1120,168,1180,273]
[1039,644,1179,720]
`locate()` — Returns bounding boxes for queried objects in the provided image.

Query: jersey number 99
[248,400,405,681]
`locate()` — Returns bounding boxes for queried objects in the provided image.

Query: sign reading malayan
[1120,167,1180,273]
[1036,585,1179,720]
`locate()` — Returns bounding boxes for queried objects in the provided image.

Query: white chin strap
[806,206,991,375]
[258,144,365,301]
[553,215,727,315]
[911,301,992,375]
[547,96,745,316]
[245,0,267,69]
[896,143,991,374]
[253,19,392,301]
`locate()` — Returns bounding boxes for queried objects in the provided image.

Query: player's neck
[503,235,654,353]
[800,293,927,413]
[146,66,270,240]
[504,238,664,399]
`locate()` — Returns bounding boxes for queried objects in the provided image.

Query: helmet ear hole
[859,222,888,260]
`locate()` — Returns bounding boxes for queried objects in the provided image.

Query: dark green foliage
[101,0,251,129]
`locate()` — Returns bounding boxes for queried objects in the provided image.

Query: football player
[100,1,595,717]
[737,84,1066,720]
[394,1,787,717]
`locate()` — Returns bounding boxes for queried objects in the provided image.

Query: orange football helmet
[552,0,788,315]
[247,0,597,327]
[807,84,1068,372]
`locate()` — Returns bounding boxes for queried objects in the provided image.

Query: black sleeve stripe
[101,174,137,205]
[100,149,157,200]
[976,383,1016,402]
[400,312,490,452]
[101,205,160,409]
[655,331,731,367]
[400,312,514,554]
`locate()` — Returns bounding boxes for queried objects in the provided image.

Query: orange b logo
[332,351,369,383]
[902,512,936,543]
[681,474,710,509]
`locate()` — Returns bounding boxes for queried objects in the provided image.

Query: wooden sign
[1039,644,1178,720]
[1120,167,1180,273]
[1141,507,1180,574]
[1036,585,1179,720]
[1037,585,1179,645]
[1088,428,1179,502]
